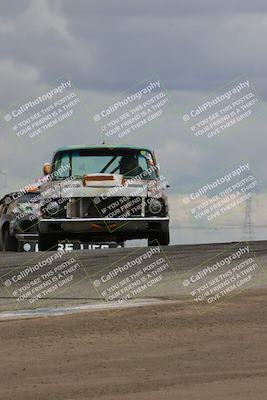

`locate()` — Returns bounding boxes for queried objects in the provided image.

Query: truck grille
[81,197,144,218]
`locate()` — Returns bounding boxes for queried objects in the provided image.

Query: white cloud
[0,21,15,33]
[20,0,71,39]
[0,59,39,105]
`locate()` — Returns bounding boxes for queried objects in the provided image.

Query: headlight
[148,199,162,214]
[12,203,38,217]
[46,201,60,215]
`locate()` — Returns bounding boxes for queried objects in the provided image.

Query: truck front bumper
[39,217,169,234]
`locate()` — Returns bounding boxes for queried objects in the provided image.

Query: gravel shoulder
[0,287,266,400]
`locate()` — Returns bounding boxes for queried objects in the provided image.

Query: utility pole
[0,170,7,189]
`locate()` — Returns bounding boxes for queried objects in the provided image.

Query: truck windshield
[53,149,158,180]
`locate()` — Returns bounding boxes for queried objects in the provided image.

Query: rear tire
[148,230,170,246]
[3,229,18,252]
[38,234,58,251]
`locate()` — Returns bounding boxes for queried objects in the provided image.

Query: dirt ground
[0,288,266,400]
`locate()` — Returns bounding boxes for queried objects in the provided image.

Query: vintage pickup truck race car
[38,145,170,250]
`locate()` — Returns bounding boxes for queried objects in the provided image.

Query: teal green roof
[55,144,153,152]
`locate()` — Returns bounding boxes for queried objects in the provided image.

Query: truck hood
[40,174,166,199]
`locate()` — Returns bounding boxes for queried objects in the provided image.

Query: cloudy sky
[1,0,267,244]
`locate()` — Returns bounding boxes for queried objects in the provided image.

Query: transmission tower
[241,194,255,241]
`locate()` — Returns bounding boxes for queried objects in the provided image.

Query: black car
[0,191,40,252]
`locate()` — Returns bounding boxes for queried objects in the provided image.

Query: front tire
[38,234,58,251]
[3,229,18,252]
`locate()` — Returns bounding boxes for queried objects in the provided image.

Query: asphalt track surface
[0,241,267,399]
[0,240,266,315]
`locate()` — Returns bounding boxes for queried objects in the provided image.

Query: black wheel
[148,230,170,246]
[38,234,58,251]
[3,229,18,252]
